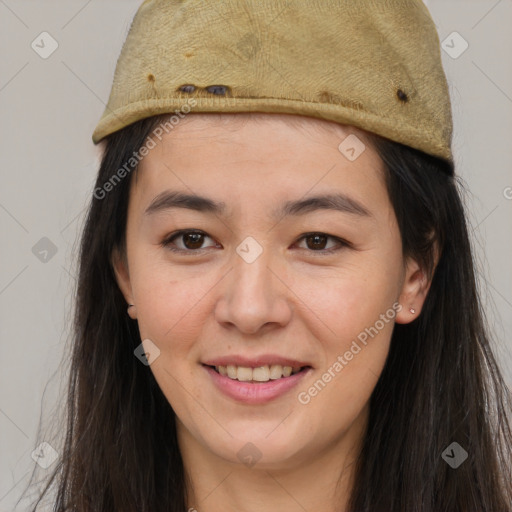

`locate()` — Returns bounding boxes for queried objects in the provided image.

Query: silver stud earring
[409,307,416,314]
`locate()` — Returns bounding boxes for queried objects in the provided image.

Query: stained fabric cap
[92,0,453,161]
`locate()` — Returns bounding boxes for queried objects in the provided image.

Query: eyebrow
[144,190,372,219]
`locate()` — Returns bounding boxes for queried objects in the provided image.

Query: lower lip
[203,365,312,404]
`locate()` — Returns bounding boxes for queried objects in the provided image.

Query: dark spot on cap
[178,84,196,93]
[397,89,408,102]
[147,73,155,83]
[205,85,229,95]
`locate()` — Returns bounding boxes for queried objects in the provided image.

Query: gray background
[1,1,511,510]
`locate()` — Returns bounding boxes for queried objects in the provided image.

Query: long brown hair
[24,114,512,511]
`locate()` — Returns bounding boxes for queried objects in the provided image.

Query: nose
[214,245,292,335]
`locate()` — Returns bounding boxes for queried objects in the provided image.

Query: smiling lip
[202,354,311,368]
[202,354,313,404]
[203,365,311,404]
[202,359,312,405]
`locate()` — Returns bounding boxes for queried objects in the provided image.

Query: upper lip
[203,354,312,368]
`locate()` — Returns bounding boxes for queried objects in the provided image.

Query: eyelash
[160,230,351,255]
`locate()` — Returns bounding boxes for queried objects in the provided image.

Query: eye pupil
[306,234,327,250]
[183,232,204,249]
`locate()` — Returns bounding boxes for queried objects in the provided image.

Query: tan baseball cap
[92,0,453,161]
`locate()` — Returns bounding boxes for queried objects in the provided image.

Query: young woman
[27,1,512,511]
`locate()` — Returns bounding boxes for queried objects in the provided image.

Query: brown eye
[295,232,348,254]
[162,230,218,253]
[181,232,205,249]
[305,234,328,250]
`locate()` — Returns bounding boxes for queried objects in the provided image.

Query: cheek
[292,302,396,437]
[132,260,218,349]
[289,258,401,414]
[291,255,402,347]
[130,262,219,415]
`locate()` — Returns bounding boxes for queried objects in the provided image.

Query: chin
[202,425,314,470]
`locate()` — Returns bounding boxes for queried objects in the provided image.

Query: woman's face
[114,113,425,470]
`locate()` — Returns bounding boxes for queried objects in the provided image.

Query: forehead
[148,112,372,147]
[132,112,387,213]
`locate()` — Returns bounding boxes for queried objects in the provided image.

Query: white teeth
[269,364,283,380]
[252,366,270,381]
[227,365,237,379]
[237,366,253,381]
[215,364,302,382]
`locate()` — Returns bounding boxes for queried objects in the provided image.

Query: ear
[395,255,435,325]
[111,247,137,320]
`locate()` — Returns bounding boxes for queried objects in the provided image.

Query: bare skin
[113,113,433,512]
